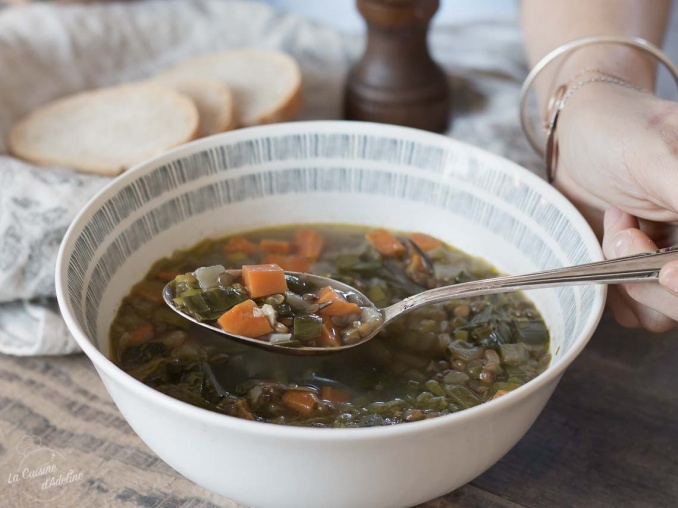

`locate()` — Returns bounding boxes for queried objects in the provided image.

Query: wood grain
[0,315,677,507]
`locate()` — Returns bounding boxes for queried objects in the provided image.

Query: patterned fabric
[0,160,108,354]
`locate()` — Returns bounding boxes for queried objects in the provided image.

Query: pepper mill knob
[344,0,450,132]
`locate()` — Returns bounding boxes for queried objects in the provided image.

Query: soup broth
[109,225,550,428]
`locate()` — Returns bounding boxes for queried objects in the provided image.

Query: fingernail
[659,266,678,295]
[613,230,633,257]
[604,206,623,229]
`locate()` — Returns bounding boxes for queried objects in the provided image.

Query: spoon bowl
[164,245,678,355]
[163,271,380,356]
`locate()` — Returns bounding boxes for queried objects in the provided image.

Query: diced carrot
[294,228,325,259]
[241,264,289,298]
[365,229,406,257]
[317,317,341,347]
[317,286,361,317]
[282,256,311,273]
[217,299,274,338]
[131,280,165,303]
[262,254,285,266]
[223,236,258,255]
[260,239,291,254]
[155,269,182,282]
[282,390,319,416]
[409,233,443,252]
[128,323,154,343]
[492,390,509,400]
[320,386,351,404]
[263,254,312,273]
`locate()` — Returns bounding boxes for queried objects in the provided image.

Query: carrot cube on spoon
[242,264,289,298]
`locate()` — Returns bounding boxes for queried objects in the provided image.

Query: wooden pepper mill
[344,0,450,132]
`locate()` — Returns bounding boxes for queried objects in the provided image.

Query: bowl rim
[55,120,606,441]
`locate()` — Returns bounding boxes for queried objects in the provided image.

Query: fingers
[659,260,678,296]
[605,287,641,328]
[602,206,678,332]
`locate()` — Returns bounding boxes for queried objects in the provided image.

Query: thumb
[601,206,656,259]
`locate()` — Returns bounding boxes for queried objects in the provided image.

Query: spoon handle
[382,245,678,323]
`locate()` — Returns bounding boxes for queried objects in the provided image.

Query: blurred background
[0,0,519,29]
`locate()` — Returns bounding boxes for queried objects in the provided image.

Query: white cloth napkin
[12,0,676,355]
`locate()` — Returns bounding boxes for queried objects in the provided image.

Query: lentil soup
[109,225,551,428]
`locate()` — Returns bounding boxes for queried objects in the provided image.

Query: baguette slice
[156,49,302,127]
[7,83,199,176]
[153,77,236,137]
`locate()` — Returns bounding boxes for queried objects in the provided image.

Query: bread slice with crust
[7,83,199,176]
[156,49,302,127]
[153,77,236,137]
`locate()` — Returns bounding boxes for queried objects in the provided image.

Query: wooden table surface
[0,313,676,507]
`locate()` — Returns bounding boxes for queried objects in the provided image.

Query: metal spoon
[163,245,678,356]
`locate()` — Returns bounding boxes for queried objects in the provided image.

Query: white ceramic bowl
[56,121,605,508]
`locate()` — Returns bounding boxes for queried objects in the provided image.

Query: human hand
[554,83,678,331]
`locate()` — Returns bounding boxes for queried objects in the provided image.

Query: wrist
[543,77,646,183]
[519,35,678,162]
[557,45,658,86]
[535,45,658,114]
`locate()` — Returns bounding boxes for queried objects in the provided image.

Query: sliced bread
[156,49,302,127]
[153,77,236,137]
[7,83,199,176]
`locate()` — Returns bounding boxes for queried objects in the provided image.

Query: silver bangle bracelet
[519,35,678,157]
